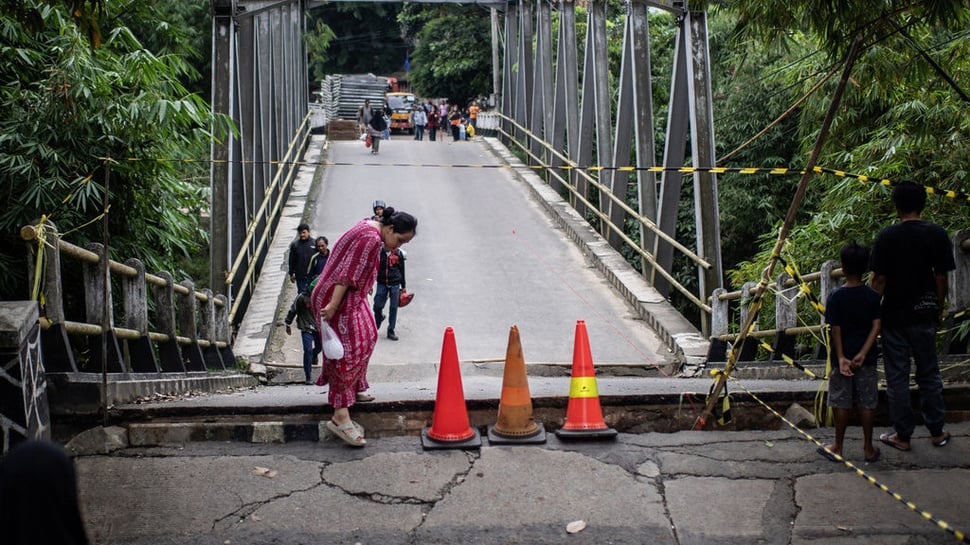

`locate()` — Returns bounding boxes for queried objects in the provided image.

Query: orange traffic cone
[421,327,482,450]
[487,326,546,445]
[555,320,617,439]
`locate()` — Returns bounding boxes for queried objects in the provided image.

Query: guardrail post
[707,287,728,363]
[815,259,840,359]
[24,222,76,372]
[153,272,185,372]
[216,294,236,369]
[199,289,226,370]
[83,243,125,373]
[123,258,159,373]
[737,282,759,361]
[178,280,206,371]
[0,302,49,454]
[944,229,970,354]
[177,280,207,372]
[772,272,798,361]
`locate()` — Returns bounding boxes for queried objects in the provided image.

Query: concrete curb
[47,372,259,414]
[480,137,708,368]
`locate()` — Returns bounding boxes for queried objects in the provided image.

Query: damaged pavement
[74,422,970,545]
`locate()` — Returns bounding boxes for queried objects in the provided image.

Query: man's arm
[870,273,887,295]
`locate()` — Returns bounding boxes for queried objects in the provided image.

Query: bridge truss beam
[500,0,723,332]
[210,0,309,300]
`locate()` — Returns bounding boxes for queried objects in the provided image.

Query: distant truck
[385,92,416,133]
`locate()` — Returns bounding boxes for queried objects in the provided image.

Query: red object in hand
[398,290,414,307]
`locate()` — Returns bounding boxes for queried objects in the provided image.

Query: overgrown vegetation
[0,0,223,300]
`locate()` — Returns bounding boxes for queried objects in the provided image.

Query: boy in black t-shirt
[819,242,882,463]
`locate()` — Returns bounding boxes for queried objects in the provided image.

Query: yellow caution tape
[115,156,970,204]
[730,376,967,544]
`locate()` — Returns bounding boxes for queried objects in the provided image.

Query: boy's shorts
[827,364,878,410]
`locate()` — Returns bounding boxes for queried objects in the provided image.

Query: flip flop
[879,432,911,452]
[326,419,366,447]
[865,447,881,463]
[816,445,839,462]
[355,392,376,403]
[931,431,951,447]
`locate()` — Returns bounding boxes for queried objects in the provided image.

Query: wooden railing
[708,230,970,363]
[21,222,235,375]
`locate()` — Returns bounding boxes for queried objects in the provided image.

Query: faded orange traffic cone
[421,327,482,450]
[487,326,546,445]
[555,320,617,439]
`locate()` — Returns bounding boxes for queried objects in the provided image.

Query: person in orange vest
[468,100,480,130]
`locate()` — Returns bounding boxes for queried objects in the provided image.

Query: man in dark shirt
[373,245,406,341]
[307,236,329,282]
[288,223,316,293]
[870,180,955,451]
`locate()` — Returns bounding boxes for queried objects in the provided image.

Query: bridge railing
[20,222,235,375]
[223,111,314,325]
[489,111,970,363]
[490,111,713,316]
[709,230,970,364]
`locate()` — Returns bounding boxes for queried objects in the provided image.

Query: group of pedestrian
[357,99,389,155]
[359,98,483,150]
[820,180,954,464]
[286,224,330,384]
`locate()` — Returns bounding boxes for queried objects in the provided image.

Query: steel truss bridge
[210,0,722,332]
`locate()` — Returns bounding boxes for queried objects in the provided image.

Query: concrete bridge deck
[235,134,707,387]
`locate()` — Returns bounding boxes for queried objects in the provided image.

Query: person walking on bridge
[288,223,316,293]
[311,207,418,447]
[368,109,388,155]
[373,243,407,341]
[357,99,373,136]
[307,236,329,283]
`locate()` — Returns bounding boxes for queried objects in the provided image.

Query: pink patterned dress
[310,219,381,408]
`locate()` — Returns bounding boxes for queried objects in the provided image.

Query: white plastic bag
[320,322,344,360]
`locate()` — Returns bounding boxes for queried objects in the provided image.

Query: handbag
[320,321,344,359]
[398,289,414,307]
[365,134,372,148]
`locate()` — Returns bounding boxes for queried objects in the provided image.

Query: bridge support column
[0,302,49,455]
[84,243,125,374]
[654,8,722,334]
[530,0,554,171]
[550,0,579,197]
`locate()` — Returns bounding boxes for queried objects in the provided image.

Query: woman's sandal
[326,419,366,447]
[355,392,375,403]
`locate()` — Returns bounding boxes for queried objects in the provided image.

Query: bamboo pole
[698,34,866,427]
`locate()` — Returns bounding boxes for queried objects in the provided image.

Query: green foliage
[117,0,211,100]
[398,4,492,104]
[0,0,217,300]
[306,18,337,83]
[730,21,970,292]
[730,0,969,60]
[307,3,408,80]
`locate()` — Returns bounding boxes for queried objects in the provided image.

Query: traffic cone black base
[421,427,482,450]
[487,423,546,445]
[554,426,618,440]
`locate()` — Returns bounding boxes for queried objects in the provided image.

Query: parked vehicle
[386,92,416,133]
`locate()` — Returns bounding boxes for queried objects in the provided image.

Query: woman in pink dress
[311,207,417,447]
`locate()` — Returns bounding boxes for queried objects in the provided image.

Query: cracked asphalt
[75,422,970,545]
